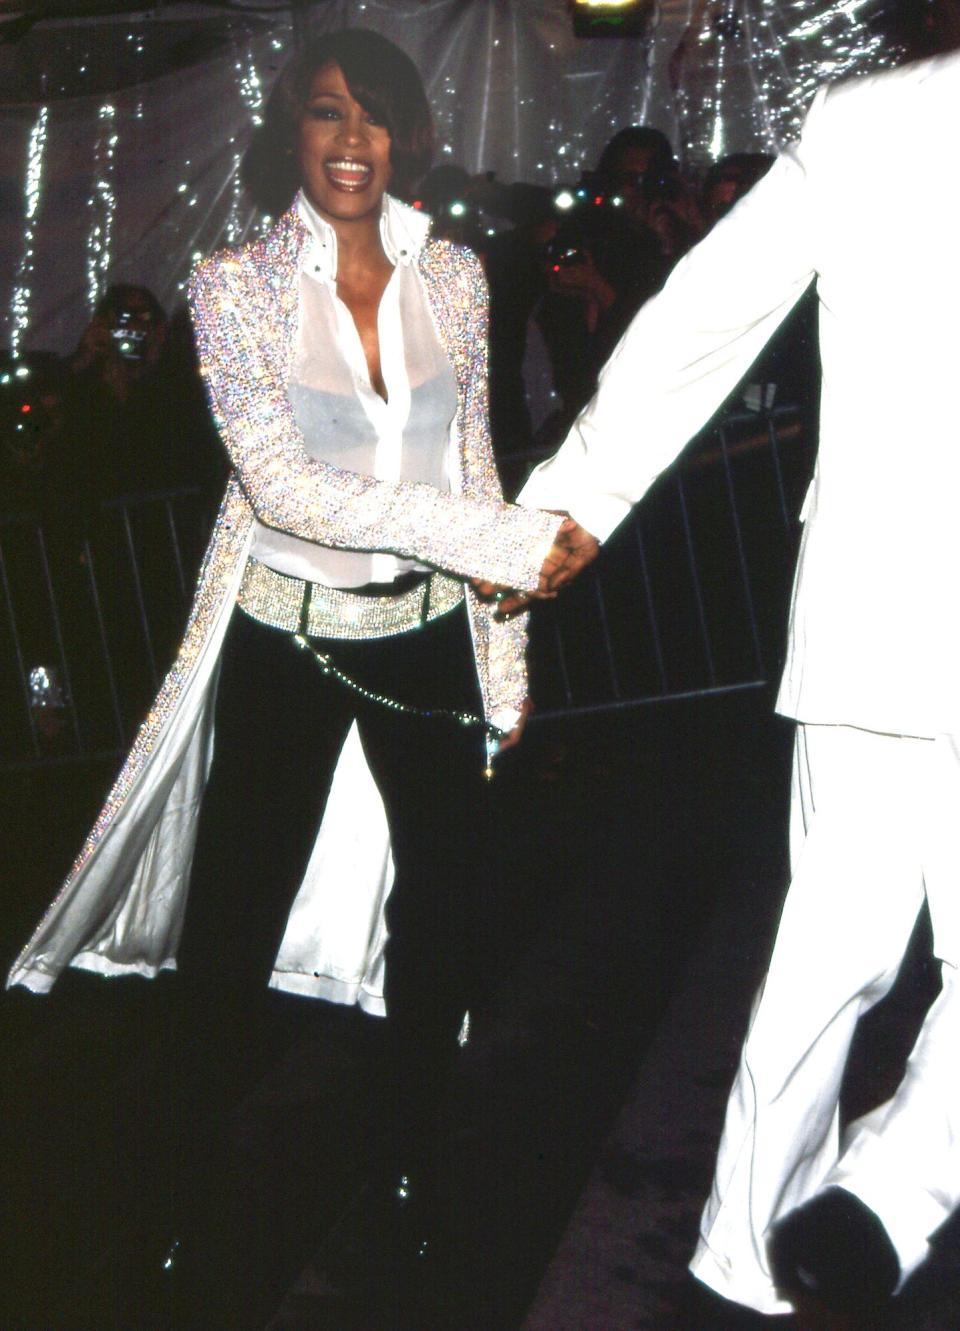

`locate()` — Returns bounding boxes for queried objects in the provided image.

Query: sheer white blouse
[249,191,458,589]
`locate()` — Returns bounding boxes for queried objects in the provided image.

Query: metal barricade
[525,402,814,718]
[1,405,814,771]
[1,487,213,771]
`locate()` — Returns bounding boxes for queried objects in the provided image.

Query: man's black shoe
[767,1187,900,1320]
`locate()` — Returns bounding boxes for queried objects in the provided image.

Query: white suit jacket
[521,51,960,740]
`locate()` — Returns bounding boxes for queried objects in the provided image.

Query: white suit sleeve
[519,91,826,542]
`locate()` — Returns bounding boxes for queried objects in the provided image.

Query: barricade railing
[1,404,814,771]
[522,401,812,719]
[1,487,214,771]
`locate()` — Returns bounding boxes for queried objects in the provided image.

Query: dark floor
[3,692,959,1329]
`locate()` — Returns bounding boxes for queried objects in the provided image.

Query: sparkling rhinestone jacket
[8,205,557,997]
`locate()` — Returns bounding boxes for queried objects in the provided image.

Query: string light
[227,41,269,244]
[9,104,48,358]
[127,28,147,119]
[432,72,460,165]
[790,0,874,42]
[671,0,895,168]
[86,102,118,310]
[781,0,889,133]
[236,49,265,128]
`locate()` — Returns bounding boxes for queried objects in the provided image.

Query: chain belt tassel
[293,582,504,779]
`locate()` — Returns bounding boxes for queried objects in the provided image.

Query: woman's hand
[496,698,533,755]
[473,515,600,617]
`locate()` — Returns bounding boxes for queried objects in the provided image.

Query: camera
[544,172,631,271]
[111,311,147,360]
[546,234,589,268]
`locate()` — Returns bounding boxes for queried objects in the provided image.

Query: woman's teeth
[325,160,372,188]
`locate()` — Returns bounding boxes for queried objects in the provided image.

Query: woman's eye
[307,104,340,121]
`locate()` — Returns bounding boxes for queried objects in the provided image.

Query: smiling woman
[7,23,565,1331]
[165,29,563,1323]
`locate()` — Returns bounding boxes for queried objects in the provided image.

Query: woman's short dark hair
[242,29,434,216]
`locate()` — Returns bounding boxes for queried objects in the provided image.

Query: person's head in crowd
[242,28,434,219]
[71,284,167,388]
[701,153,776,228]
[869,0,960,57]
[594,125,701,259]
[595,125,677,223]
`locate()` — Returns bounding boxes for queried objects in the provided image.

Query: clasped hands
[473,514,599,618]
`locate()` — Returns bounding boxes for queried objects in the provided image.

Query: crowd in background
[1,284,226,756]
[419,134,776,487]
[1,130,791,758]
[1,281,225,513]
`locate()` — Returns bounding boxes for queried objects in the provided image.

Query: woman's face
[297,62,392,226]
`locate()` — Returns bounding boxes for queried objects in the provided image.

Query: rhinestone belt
[237,558,465,641]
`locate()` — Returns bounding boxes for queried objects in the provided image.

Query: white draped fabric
[0,0,893,358]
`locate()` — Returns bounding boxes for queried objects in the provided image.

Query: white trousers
[690,722,960,1315]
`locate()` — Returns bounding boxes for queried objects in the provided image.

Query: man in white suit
[500,3,960,1324]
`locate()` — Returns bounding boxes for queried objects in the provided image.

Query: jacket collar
[295,190,432,284]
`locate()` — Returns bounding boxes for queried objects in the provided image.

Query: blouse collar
[296,190,432,284]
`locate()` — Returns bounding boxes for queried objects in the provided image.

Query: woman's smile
[323,156,374,192]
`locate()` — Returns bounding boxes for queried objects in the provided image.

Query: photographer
[54,284,168,500]
[534,188,663,432]
[596,124,703,262]
[488,128,699,477]
[41,285,185,744]
[701,151,777,229]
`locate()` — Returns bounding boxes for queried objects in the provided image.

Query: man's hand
[540,516,600,593]
[474,515,600,617]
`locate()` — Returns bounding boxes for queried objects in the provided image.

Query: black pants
[171,603,496,1307]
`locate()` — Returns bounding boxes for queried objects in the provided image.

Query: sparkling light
[672,0,896,169]
[86,102,118,310]
[227,43,268,244]
[790,0,873,41]
[236,50,264,128]
[432,73,460,165]
[127,27,146,118]
[9,104,48,357]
